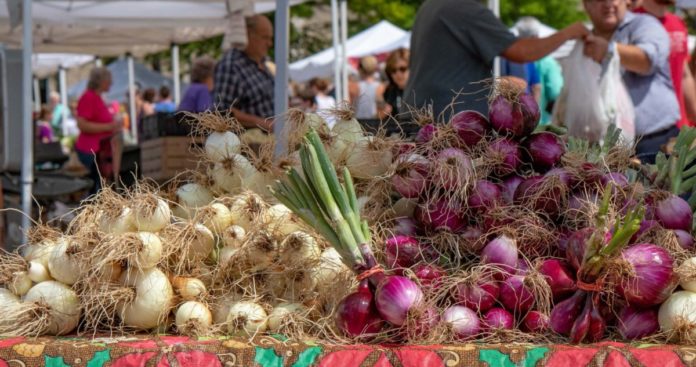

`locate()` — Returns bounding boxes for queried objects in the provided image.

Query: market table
[0,335,693,367]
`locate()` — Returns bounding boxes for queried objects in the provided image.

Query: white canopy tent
[32,53,93,78]
[289,20,409,82]
[678,0,696,7]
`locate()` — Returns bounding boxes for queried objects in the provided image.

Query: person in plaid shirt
[214,15,275,131]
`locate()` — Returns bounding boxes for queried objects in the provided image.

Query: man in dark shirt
[404,0,589,121]
[214,15,275,131]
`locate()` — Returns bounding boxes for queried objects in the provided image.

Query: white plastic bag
[553,42,635,143]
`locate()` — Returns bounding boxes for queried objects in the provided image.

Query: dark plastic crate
[139,112,195,142]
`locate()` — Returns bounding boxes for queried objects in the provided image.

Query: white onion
[228,192,267,230]
[175,183,214,219]
[47,237,82,285]
[171,276,207,301]
[332,116,363,144]
[242,171,275,201]
[221,225,246,249]
[99,207,135,234]
[9,271,32,296]
[200,203,234,235]
[268,269,316,302]
[658,291,696,339]
[264,204,303,237]
[279,231,321,266]
[205,131,241,162]
[267,303,306,332]
[28,261,51,283]
[24,240,57,267]
[129,232,163,270]
[312,248,350,293]
[175,301,213,334]
[346,136,393,179]
[219,246,240,265]
[212,292,244,325]
[133,197,171,232]
[119,268,174,330]
[211,154,257,194]
[240,231,277,272]
[679,257,696,292]
[226,301,268,335]
[0,289,22,331]
[24,281,80,335]
[187,224,216,262]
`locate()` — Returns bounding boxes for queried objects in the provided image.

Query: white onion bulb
[133,197,171,232]
[99,207,135,234]
[659,291,696,339]
[9,271,32,296]
[175,301,212,334]
[175,183,214,219]
[119,268,174,330]
[205,131,241,162]
[47,237,82,285]
[211,154,257,194]
[221,225,246,249]
[226,301,267,335]
[28,261,52,283]
[24,281,80,335]
[679,257,696,292]
[267,303,306,332]
[171,276,207,301]
[200,203,234,235]
[346,136,393,179]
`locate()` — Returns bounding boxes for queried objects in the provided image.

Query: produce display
[2,83,696,347]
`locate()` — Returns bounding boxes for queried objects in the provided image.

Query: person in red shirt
[75,67,122,195]
[632,0,696,127]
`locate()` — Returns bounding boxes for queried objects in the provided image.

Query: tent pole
[330,0,342,102]
[21,0,34,245]
[489,0,501,78]
[171,43,181,106]
[33,77,40,112]
[340,0,348,105]
[58,67,68,136]
[95,58,103,68]
[127,54,138,143]
[273,0,290,158]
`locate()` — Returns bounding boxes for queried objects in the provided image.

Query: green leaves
[654,127,696,203]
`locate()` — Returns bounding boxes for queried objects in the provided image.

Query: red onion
[393,143,416,157]
[467,180,502,213]
[524,132,565,172]
[431,148,474,191]
[392,154,429,198]
[630,220,660,243]
[550,290,586,336]
[587,298,606,343]
[488,138,522,177]
[522,311,549,333]
[413,263,447,289]
[652,194,693,231]
[600,172,629,190]
[443,305,481,340]
[565,228,593,271]
[618,306,659,340]
[335,284,384,337]
[456,279,499,312]
[480,235,518,273]
[514,175,564,217]
[538,259,577,300]
[385,235,422,269]
[500,176,524,205]
[570,297,592,343]
[545,167,576,188]
[675,229,695,250]
[483,307,514,330]
[375,276,424,326]
[451,110,490,146]
[556,229,572,254]
[519,93,541,135]
[516,259,530,276]
[499,275,534,314]
[461,226,484,244]
[618,244,678,307]
[489,95,525,137]
[407,305,440,339]
[415,198,467,233]
[393,217,419,236]
[416,124,437,144]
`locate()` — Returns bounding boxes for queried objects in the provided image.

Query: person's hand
[109,120,123,133]
[259,118,274,133]
[561,22,590,40]
[583,34,609,63]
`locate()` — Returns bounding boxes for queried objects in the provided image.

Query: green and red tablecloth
[0,335,693,366]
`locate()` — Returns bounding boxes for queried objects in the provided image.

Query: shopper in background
[141,88,156,118]
[350,56,381,119]
[378,48,410,121]
[179,56,215,113]
[155,85,176,113]
[48,91,67,138]
[36,105,54,144]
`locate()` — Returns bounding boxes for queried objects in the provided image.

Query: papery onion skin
[524,132,565,172]
[483,307,514,330]
[658,291,696,338]
[652,194,693,231]
[489,96,525,137]
[522,311,549,333]
[674,229,695,250]
[538,259,577,300]
[392,154,429,199]
[618,244,678,307]
[385,236,423,269]
[499,275,534,314]
[500,176,524,205]
[413,263,447,289]
[405,305,440,340]
[335,284,384,337]
[431,148,474,191]
[416,124,437,144]
[415,198,467,233]
[468,180,502,213]
[519,93,541,135]
[514,175,564,217]
[375,276,424,326]
[480,235,518,273]
[443,305,481,340]
[456,280,499,313]
[618,306,659,340]
[451,110,490,146]
[488,138,522,177]
[550,290,586,336]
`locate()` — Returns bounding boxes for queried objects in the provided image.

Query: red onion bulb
[618,306,659,340]
[443,305,481,340]
[375,276,424,326]
[618,244,678,307]
[451,110,490,146]
[483,307,514,330]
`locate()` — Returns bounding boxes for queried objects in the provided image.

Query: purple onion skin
[456,281,500,312]
[416,124,437,144]
[556,229,573,254]
[481,235,518,273]
[489,95,526,138]
[500,176,524,205]
[335,284,384,337]
[488,138,523,177]
[618,244,678,307]
[587,298,606,343]
[522,311,549,333]
[432,148,474,191]
[415,198,467,233]
[407,305,440,339]
[538,259,577,300]
[413,263,447,289]
[393,217,420,237]
[483,307,514,330]
[392,155,428,198]
[600,172,629,190]
[546,167,576,188]
[618,306,659,340]
[570,298,592,344]
[443,305,481,340]
[550,290,586,336]
[675,229,695,250]
[375,276,424,326]
[519,93,541,135]
[499,275,534,314]
[566,228,594,271]
[630,220,661,243]
[451,110,490,146]
[524,132,565,172]
[653,194,693,231]
[514,175,563,217]
[385,235,423,269]
[468,180,502,213]
[461,226,484,244]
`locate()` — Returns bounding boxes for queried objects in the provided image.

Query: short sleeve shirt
[75,89,113,153]
[612,12,680,135]
[213,48,275,119]
[404,0,517,120]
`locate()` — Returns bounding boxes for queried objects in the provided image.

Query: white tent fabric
[677,0,696,8]
[32,53,93,78]
[289,20,408,82]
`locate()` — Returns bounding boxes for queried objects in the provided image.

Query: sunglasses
[391,66,408,74]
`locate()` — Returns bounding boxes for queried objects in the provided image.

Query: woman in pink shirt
[75,67,121,194]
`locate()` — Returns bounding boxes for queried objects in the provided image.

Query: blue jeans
[76,149,101,196]
[635,126,680,165]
